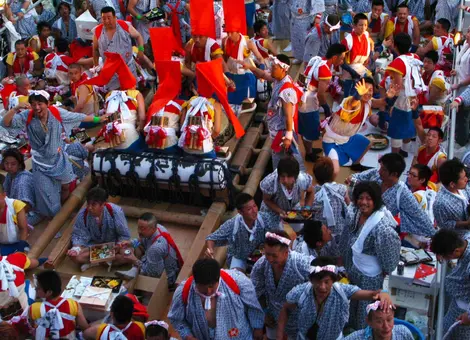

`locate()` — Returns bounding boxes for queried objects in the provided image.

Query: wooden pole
[28,175,93,259]
[242,136,272,197]
[120,205,205,227]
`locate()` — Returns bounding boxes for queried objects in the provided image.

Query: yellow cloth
[430,77,446,92]
[182,96,216,121]
[96,321,145,339]
[105,89,139,108]
[384,17,419,40]
[5,51,39,66]
[11,200,26,225]
[338,97,366,123]
[31,298,78,321]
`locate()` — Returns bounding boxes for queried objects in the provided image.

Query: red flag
[82,52,136,90]
[223,0,247,35]
[190,0,216,39]
[149,27,184,60]
[196,59,245,138]
[167,0,185,54]
[146,61,182,123]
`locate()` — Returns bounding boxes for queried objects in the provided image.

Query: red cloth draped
[149,27,184,60]
[222,0,247,35]
[167,0,185,53]
[190,0,216,38]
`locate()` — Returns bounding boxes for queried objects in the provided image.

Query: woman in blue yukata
[277,257,394,340]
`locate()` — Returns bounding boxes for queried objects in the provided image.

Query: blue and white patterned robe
[35,9,56,24]
[433,185,470,240]
[64,141,89,181]
[71,203,130,246]
[343,325,414,339]
[206,212,280,267]
[339,205,401,329]
[3,108,85,217]
[303,23,340,62]
[168,269,264,340]
[140,225,180,285]
[251,251,311,337]
[312,182,347,239]
[442,242,470,338]
[287,282,361,340]
[435,0,460,30]
[163,0,189,43]
[10,0,37,39]
[293,235,338,258]
[52,16,78,43]
[352,169,435,237]
[272,0,291,39]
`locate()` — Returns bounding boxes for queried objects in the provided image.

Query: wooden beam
[120,205,204,227]
[242,136,272,197]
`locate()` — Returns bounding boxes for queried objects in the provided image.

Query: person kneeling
[68,187,132,272]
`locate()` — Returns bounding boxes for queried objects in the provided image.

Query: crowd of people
[0,0,468,338]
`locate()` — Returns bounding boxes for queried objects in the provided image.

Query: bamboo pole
[242,136,272,197]
[28,175,93,259]
[120,205,205,227]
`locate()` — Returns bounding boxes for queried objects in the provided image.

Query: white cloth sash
[0,256,23,298]
[35,298,76,340]
[426,149,445,170]
[316,183,343,227]
[232,213,264,242]
[45,54,68,79]
[106,91,132,120]
[178,97,213,152]
[0,198,20,244]
[100,322,132,340]
[398,54,425,97]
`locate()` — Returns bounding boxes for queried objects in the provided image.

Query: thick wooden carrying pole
[28,175,93,259]
[120,205,205,227]
[242,136,272,197]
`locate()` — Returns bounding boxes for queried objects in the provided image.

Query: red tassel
[196,127,205,147]
[184,127,192,146]
[156,128,167,148]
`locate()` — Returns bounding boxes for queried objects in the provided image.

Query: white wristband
[285,131,293,139]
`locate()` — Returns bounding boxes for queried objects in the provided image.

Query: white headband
[309,265,337,275]
[30,90,50,101]
[270,56,290,71]
[265,232,291,246]
[366,301,393,314]
[145,320,169,330]
[325,16,341,31]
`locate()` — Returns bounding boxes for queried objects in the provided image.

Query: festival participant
[33,1,56,24]
[67,187,132,271]
[251,231,311,339]
[271,0,291,42]
[366,0,389,45]
[28,21,55,58]
[435,0,460,31]
[339,181,401,329]
[292,220,334,258]
[93,7,144,91]
[277,258,394,340]
[430,229,470,339]
[168,258,264,340]
[289,0,325,65]
[252,20,277,59]
[384,4,420,47]
[0,183,28,255]
[84,295,145,339]
[44,38,75,87]
[64,140,92,182]
[343,301,414,339]
[240,55,304,169]
[413,127,446,183]
[29,270,88,339]
[260,157,314,229]
[162,0,190,45]
[52,2,78,43]
[145,320,176,340]
[419,51,450,106]
[2,92,109,219]
[8,0,37,39]
[68,64,98,116]
[127,0,162,44]
[7,75,31,111]
[300,43,346,162]
[205,193,279,271]
[311,156,349,253]
[303,14,341,63]
[433,159,470,239]
[6,40,40,77]
[349,153,436,237]
[384,32,424,155]
[341,13,374,97]
[115,213,183,289]
[87,0,124,21]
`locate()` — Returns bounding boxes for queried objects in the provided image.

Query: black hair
[58,1,71,12]
[353,13,368,25]
[437,18,451,32]
[146,323,169,339]
[325,14,340,27]
[111,295,134,324]
[192,259,221,285]
[302,220,324,249]
[363,76,375,86]
[428,126,444,139]
[277,156,300,179]
[36,270,62,298]
[308,256,339,281]
[352,181,384,211]
[424,50,439,64]
[313,157,334,185]
[372,0,385,7]
[379,152,406,178]
[101,6,116,15]
[325,43,347,60]
[253,20,268,34]
[235,193,254,211]
[276,54,291,66]
[55,38,69,53]
[439,158,465,186]
[37,21,52,34]
[2,148,26,171]
[430,229,465,256]
[265,230,291,249]
[86,187,109,203]
[15,39,26,47]
[397,3,409,10]
[139,212,157,226]
[28,94,49,104]
[411,164,432,185]
[393,32,412,55]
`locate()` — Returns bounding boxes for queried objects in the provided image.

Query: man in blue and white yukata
[343,301,414,339]
[430,229,470,339]
[168,258,264,340]
[205,193,281,272]
[1,91,110,221]
[251,231,311,340]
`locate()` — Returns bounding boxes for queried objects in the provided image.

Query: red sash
[167,0,184,52]
[182,270,240,305]
[26,106,62,125]
[151,227,184,267]
[95,20,129,39]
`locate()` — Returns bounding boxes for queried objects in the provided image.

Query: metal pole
[437,2,466,339]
